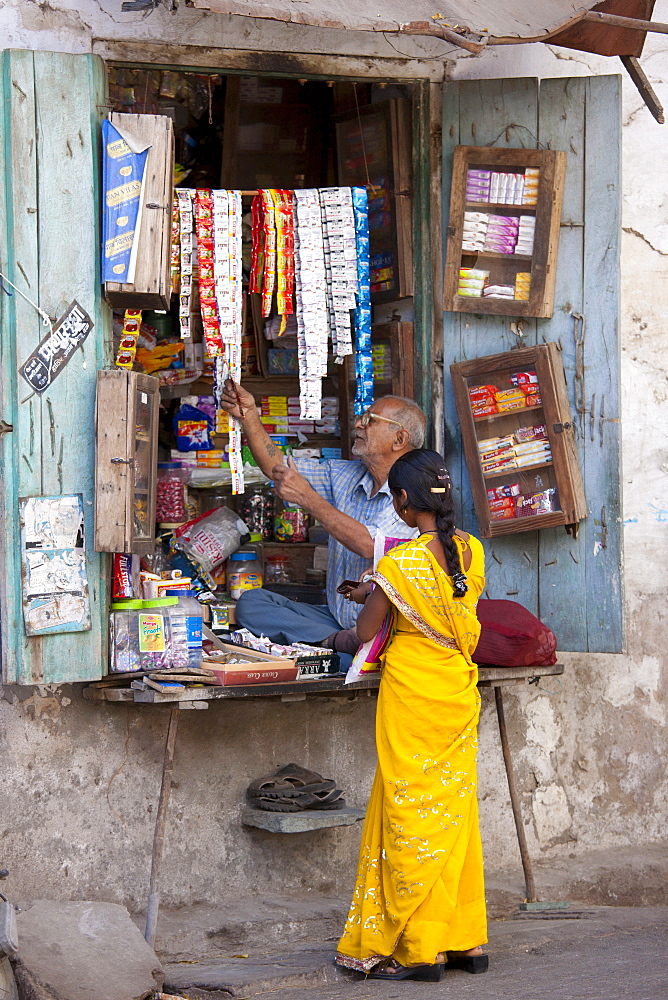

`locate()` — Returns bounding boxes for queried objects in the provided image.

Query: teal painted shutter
[442,75,623,653]
[0,50,111,683]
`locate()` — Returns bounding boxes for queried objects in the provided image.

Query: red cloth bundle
[473,599,557,667]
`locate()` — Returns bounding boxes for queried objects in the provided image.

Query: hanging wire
[353,82,373,190]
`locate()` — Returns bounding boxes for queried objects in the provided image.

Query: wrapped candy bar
[515,423,547,442]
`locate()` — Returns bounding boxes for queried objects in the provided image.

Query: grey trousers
[234,589,352,669]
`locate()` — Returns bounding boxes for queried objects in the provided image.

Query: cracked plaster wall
[0,0,667,907]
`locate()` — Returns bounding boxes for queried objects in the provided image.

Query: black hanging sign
[20,300,94,394]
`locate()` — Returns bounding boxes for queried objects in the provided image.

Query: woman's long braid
[435,500,468,598]
[388,448,469,599]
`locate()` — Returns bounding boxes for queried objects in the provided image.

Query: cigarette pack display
[487,483,521,501]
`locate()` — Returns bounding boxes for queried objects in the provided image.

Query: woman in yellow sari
[335,449,487,982]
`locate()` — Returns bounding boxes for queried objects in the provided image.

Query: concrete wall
[1,0,667,909]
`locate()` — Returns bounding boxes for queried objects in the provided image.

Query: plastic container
[226,551,263,600]
[156,462,188,524]
[109,600,143,673]
[164,589,203,669]
[274,501,308,542]
[246,532,264,570]
[237,487,274,539]
[139,597,177,670]
[265,555,291,585]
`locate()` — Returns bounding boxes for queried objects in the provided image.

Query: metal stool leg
[145,707,180,947]
[494,685,537,902]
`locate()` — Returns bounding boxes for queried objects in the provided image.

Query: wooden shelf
[465,202,536,212]
[483,461,553,480]
[473,404,544,422]
[460,251,533,260]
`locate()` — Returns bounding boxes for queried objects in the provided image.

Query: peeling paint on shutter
[0,50,111,683]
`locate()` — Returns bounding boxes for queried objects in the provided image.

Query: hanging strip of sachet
[319,187,357,362]
[352,186,374,414]
[195,188,224,357]
[293,188,329,419]
[177,188,194,341]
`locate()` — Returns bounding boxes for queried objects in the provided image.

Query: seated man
[219,381,425,664]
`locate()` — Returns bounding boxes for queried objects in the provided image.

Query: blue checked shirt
[293,458,417,629]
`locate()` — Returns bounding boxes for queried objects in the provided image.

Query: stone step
[164,942,340,998]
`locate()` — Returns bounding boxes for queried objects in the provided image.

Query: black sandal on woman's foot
[445,951,488,974]
[368,960,444,982]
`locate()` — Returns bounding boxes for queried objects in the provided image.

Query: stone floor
[163,905,668,1000]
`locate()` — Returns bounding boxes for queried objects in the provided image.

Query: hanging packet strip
[195,188,223,357]
[170,194,181,296]
[261,189,277,318]
[352,186,373,415]
[293,188,329,419]
[274,190,295,332]
[212,188,232,346]
[115,309,142,369]
[319,187,356,359]
[249,194,265,294]
[177,188,194,340]
[229,190,245,495]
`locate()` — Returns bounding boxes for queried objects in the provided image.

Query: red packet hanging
[261,189,277,318]
[249,194,265,294]
[195,189,223,356]
[275,189,295,332]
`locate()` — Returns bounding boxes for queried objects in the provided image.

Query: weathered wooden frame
[443,145,566,318]
[451,344,586,539]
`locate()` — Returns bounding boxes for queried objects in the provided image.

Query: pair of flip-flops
[247,763,346,812]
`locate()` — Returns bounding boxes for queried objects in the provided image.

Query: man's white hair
[382,396,426,449]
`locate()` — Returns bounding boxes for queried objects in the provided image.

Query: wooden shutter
[0,50,111,683]
[442,76,623,653]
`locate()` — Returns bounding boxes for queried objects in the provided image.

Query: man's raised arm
[219,379,285,480]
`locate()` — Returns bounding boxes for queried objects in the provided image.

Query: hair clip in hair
[430,487,446,493]
[451,571,469,597]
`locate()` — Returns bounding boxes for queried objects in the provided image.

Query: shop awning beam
[583,10,668,35]
[620,54,665,123]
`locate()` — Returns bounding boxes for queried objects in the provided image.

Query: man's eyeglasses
[358,411,406,431]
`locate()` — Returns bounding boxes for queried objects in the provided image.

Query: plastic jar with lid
[265,555,291,585]
[110,600,143,673]
[237,487,274,539]
[139,597,177,670]
[164,588,203,669]
[226,551,263,600]
[156,462,188,524]
[273,500,308,542]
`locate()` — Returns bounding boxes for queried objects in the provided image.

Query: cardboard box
[202,628,298,686]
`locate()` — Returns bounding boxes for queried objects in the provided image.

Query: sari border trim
[335,953,387,973]
[373,573,459,651]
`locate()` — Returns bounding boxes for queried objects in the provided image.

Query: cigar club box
[202,626,298,685]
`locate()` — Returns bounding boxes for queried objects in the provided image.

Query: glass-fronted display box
[450,344,586,538]
[94,370,160,554]
[443,145,566,319]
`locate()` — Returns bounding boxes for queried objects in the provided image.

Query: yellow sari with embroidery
[336,532,487,972]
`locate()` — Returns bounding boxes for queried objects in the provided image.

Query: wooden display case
[94,370,160,554]
[104,113,175,311]
[443,146,566,318]
[450,345,586,538]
